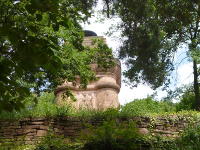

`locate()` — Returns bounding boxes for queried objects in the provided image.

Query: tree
[0,0,114,111]
[104,0,200,109]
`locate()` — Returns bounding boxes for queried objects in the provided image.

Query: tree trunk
[193,60,200,110]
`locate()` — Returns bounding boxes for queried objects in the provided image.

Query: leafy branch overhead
[104,0,200,109]
[0,0,113,111]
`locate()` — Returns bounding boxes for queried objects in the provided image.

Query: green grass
[0,92,71,120]
[120,97,176,117]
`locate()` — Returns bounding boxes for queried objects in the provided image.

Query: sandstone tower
[55,31,121,110]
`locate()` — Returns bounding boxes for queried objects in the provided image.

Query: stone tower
[55,31,121,110]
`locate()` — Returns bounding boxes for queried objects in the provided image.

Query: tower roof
[84,30,97,37]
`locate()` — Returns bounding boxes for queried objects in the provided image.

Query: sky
[82,2,193,105]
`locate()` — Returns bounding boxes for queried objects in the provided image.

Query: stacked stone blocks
[0,116,196,144]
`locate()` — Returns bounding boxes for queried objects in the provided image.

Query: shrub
[0,92,71,120]
[29,92,71,117]
[147,136,177,150]
[121,97,176,116]
[82,120,150,150]
[149,124,200,150]
[0,139,35,150]
[35,131,83,150]
[69,108,120,121]
[177,125,200,150]
[176,91,195,111]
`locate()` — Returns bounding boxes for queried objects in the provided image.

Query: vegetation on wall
[0,92,200,149]
[81,121,149,150]
[35,131,83,150]
[1,119,200,150]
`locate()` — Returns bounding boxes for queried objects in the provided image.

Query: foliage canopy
[104,0,200,109]
[0,0,114,111]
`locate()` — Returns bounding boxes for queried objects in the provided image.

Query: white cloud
[118,84,154,105]
[177,63,193,86]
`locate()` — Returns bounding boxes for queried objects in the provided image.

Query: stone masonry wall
[0,116,196,144]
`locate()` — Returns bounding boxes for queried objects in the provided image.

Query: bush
[35,131,83,150]
[166,85,197,111]
[0,140,35,150]
[68,108,120,121]
[149,124,200,150]
[177,125,200,150]
[176,91,195,111]
[28,92,71,117]
[147,136,177,150]
[0,92,71,120]
[82,121,150,150]
[121,97,176,116]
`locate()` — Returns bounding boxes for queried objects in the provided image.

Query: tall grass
[120,97,176,116]
[0,92,71,120]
